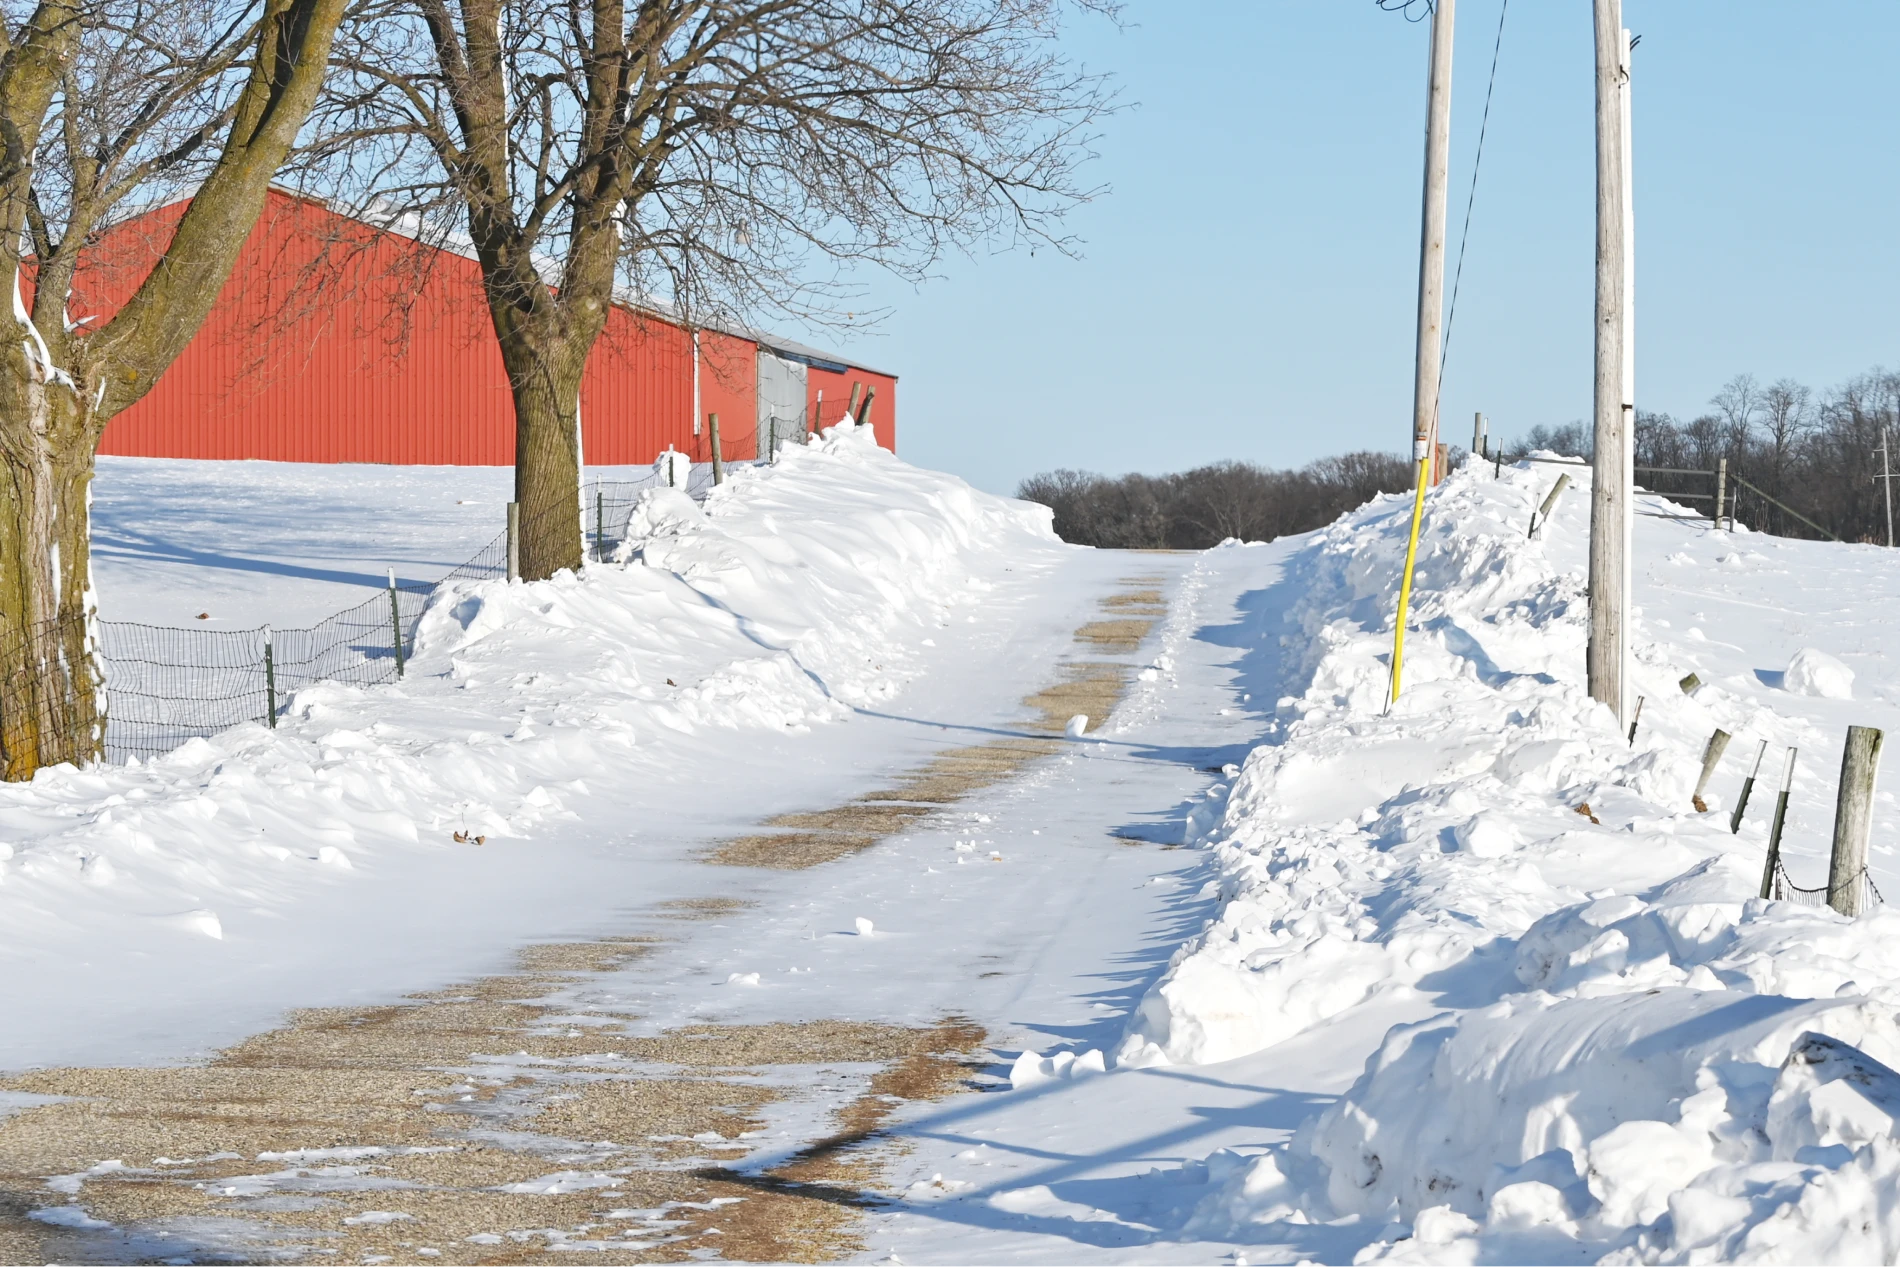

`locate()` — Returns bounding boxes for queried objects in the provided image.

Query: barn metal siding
[697,329,758,462]
[92,190,890,465]
[807,365,898,452]
[580,309,694,465]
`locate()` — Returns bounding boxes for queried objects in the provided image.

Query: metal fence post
[1731,739,1767,833]
[1760,747,1798,900]
[263,625,277,728]
[595,491,605,560]
[506,502,520,581]
[387,568,405,678]
[766,418,776,465]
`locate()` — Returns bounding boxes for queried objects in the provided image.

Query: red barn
[74,190,896,465]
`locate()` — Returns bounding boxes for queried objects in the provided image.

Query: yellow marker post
[1388,457,1431,706]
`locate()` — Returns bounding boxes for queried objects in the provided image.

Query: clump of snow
[1009,1047,1106,1089]
[854,917,875,937]
[1786,646,1854,699]
[1114,459,1900,1261]
[1064,714,1089,738]
[653,448,691,488]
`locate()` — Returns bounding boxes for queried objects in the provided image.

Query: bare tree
[320,0,1115,579]
[1711,371,1761,447]
[1759,377,1812,485]
[1018,452,1413,550]
[0,0,344,779]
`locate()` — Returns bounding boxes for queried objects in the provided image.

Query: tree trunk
[0,0,344,781]
[492,317,586,581]
[0,353,104,779]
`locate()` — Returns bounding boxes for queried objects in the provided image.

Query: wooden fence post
[1715,457,1728,529]
[1529,473,1572,538]
[845,383,863,422]
[1827,726,1884,917]
[506,502,520,581]
[709,413,725,485]
[1760,747,1797,900]
[1693,729,1731,812]
[387,568,405,679]
[263,625,277,728]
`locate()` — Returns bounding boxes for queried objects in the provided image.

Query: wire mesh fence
[0,610,99,777]
[1771,860,1884,911]
[85,465,736,766]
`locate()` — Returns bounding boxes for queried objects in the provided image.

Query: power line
[1440,0,1509,383]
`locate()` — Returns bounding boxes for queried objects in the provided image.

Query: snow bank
[0,423,1061,1055]
[1118,459,1900,1261]
[1786,647,1855,700]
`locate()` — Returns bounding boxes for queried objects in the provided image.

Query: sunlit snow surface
[21,445,1900,1264]
[870,458,1900,1265]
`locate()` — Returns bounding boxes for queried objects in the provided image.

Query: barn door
[756,352,808,458]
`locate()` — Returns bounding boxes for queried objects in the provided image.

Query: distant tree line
[1507,365,1900,543]
[1017,453,1415,548]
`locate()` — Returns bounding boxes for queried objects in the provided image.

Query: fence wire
[90,466,735,765]
[1772,860,1884,911]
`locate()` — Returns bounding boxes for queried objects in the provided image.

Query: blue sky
[812,2,1900,495]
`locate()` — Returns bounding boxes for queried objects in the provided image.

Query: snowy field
[11,439,1900,1263]
[90,456,667,627]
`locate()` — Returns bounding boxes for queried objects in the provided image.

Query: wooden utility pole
[1411,0,1456,471]
[1587,0,1634,724]
[1875,427,1895,547]
[1387,0,1454,709]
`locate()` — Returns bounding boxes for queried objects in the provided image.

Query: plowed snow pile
[0,423,1064,1064]
[1122,460,1900,1264]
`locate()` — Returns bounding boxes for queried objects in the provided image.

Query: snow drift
[1119,458,1900,1262]
[0,424,1062,1060]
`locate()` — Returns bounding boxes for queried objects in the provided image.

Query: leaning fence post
[1627,694,1645,746]
[709,413,725,485]
[1693,729,1732,812]
[1731,739,1767,833]
[387,568,405,679]
[1714,457,1728,529]
[506,502,520,581]
[263,625,277,728]
[1828,726,1884,917]
[857,386,877,427]
[1529,473,1571,539]
[1761,747,1798,900]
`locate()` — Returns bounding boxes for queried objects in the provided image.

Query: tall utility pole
[1587,0,1634,725]
[1388,0,1455,709]
[1875,427,1895,547]
[1411,0,1455,473]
